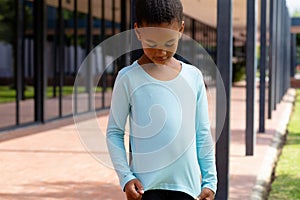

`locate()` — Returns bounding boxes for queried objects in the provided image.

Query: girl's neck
[137,54,182,81]
[138,54,180,68]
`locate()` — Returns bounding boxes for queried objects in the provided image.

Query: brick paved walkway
[0,83,295,200]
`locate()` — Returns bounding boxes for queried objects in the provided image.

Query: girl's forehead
[139,27,180,41]
[140,21,181,30]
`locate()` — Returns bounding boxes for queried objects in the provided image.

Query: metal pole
[101,0,106,108]
[121,0,127,32]
[246,0,258,156]
[129,0,138,166]
[33,0,46,122]
[291,34,296,78]
[21,1,26,101]
[74,0,78,114]
[112,0,116,35]
[53,11,57,99]
[58,0,64,117]
[87,0,93,111]
[283,6,288,94]
[119,0,128,69]
[286,7,291,90]
[192,19,196,42]
[275,0,281,105]
[279,0,284,100]
[101,0,105,41]
[15,0,24,125]
[130,0,143,63]
[192,19,196,64]
[215,0,232,199]
[259,0,267,133]
[268,0,277,118]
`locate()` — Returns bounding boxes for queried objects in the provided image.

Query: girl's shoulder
[180,61,204,79]
[118,61,140,76]
[115,61,142,86]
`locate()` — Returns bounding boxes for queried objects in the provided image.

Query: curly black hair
[135,0,183,26]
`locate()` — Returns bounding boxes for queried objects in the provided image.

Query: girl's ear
[178,21,185,38]
[134,23,142,40]
[179,21,185,33]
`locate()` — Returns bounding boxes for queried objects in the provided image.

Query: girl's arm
[106,72,136,190]
[195,72,218,194]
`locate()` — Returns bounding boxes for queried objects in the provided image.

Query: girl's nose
[156,49,167,56]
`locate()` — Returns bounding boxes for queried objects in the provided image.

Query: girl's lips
[154,57,168,62]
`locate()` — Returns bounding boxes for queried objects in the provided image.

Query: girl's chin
[153,57,170,64]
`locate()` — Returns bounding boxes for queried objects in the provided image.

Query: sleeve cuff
[202,184,217,194]
[120,174,137,191]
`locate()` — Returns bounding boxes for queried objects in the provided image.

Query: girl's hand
[124,179,144,200]
[196,188,215,200]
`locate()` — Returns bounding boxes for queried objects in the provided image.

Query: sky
[286,0,300,16]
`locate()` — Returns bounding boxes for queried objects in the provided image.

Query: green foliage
[0,0,15,44]
[293,9,300,17]
[232,61,246,83]
[0,1,33,44]
[268,90,300,200]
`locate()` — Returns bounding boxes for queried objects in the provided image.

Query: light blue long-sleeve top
[106,60,217,198]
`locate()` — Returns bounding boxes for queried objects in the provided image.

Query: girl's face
[134,21,184,65]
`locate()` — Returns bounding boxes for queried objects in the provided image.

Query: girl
[106,0,217,199]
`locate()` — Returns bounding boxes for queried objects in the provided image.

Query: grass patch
[0,86,105,103]
[268,90,300,200]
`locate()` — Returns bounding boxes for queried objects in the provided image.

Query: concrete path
[0,83,296,200]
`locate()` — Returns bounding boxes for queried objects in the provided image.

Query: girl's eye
[147,44,157,48]
[165,43,175,48]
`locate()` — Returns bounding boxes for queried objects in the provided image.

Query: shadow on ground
[0,181,125,200]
